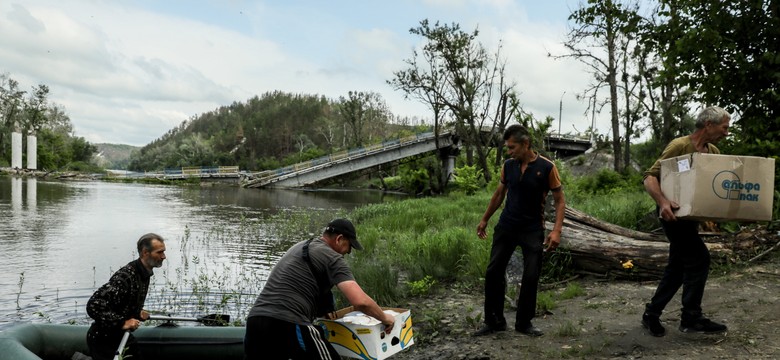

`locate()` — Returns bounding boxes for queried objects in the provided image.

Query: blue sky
[1,0,596,147]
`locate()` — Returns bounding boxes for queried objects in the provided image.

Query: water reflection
[0,177,403,331]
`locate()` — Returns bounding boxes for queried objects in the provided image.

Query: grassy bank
[339,181,654,306]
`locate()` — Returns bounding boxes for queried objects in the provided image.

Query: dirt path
[391,252,780,360]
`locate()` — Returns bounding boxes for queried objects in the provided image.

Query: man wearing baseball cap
[244,218,394,360]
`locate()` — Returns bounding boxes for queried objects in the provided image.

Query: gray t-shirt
[247,238,354,324]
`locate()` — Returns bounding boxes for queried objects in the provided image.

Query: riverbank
[391,246,780,359]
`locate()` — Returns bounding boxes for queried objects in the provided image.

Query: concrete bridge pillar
[439,146,459,185]
[11,131,23,169]
[26,133,37,170]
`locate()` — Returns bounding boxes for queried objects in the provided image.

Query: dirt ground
[390,245,780,360]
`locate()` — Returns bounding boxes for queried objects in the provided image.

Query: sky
[0,0,599,147]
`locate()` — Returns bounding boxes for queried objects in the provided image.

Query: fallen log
[547,206,759,280]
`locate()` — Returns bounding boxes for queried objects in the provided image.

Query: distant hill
[93,143,138,169]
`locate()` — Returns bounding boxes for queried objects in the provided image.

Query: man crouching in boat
[244,219,395,360]
[86,233,167,360]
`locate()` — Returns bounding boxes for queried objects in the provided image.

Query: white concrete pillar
[442,154,456,185]
[11,131,23,169]
[26,134,37,170]
[12,176,23,212]
[26,178,37,213]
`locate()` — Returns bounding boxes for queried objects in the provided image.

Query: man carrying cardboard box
[641,106,731,337]
[244,219,395,360]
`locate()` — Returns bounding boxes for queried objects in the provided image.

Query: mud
[391,247,780,360]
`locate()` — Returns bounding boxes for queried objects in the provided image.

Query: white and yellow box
[660,153,775,221]
[314,307,414,360]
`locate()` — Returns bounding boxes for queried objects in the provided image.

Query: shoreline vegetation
[5,164,779,357]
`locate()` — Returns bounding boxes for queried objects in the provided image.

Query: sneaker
[642,313,666,337]
[679,318,727,334]
[472,323,507,337]
[515,324,544,337]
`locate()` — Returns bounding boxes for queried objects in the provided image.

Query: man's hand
[381,313,396,334]
[659,200,680,222]
[544,230,561,252]
[123,318,141,331]
[477,220,488,240]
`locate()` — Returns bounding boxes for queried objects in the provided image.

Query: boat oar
[112,331,130,360]
[149,313,231,326]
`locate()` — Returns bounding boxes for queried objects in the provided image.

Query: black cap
[326,218,362,250]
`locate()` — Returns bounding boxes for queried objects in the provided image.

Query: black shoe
[515,324,544,337]
[473,324,506,337]
[642,313,666,337]
[679,318,727,334]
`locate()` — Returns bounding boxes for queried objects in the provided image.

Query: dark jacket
[87,259,151,330]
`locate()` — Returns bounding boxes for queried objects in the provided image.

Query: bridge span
[244,131,459,189]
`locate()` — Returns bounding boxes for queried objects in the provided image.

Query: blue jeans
[483,226,544,329]
[645,218,710,322]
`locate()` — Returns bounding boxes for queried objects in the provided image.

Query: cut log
[547,207,740,280]
[564,207,667,242]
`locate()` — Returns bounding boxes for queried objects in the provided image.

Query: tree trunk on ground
[553,206,757,280]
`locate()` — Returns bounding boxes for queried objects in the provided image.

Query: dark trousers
[483,226,544,329]
[645,218,710,322]
[86,324,139,360]
[244,315,341,360]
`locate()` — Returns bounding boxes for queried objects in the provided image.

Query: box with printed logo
[660,153,775,221]
[314,307,413,360]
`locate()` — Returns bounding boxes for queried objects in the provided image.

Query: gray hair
[137,233,164,255]
[695,106,730,129]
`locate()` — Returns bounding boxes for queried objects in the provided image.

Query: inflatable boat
[0,323,245,360]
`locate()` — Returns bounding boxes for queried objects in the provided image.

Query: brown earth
[390,234,780,360]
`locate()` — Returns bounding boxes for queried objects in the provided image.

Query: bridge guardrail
[248,131,445,187]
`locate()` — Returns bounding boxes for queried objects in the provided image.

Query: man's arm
[86,269,137,330]
[337,280,395,333]
[643,175,679,222]
[544,188,565,252]
[477,167,508,239]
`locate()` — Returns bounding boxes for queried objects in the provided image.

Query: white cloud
[0,0,612,147]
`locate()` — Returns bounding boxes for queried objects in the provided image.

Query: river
[0,176,403,331]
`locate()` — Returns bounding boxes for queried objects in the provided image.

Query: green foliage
[570,168,643,196]
[536,291,556,313]
[451,164,483,195]
[560,282,585,300]
[399,163,429,195]
[541,249,575,284]
[568,190,655,231]
[127,91,405,172]
[348,193,492,301]
[407,275,437,297]
[35,128,98,171]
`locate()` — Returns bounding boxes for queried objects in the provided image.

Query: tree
[389,20,516,184]
[656,0,780,160]
[24,84,50,133]
[561,0,641,172]
[0,74,26,162]
[338,91,390,147]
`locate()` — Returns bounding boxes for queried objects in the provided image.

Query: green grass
[567,190,655,230]
[560,282,585,300]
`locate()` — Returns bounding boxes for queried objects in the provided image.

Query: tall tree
[337,91,390,147]
[562,0,641,172]
[389,20,515,183]
[657,0,780,159]
[0,74,26,162]
[24,84,50,133]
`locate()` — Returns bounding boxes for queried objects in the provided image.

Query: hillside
[93,143,138,169]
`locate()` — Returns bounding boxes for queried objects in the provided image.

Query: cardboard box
[660,153,775,221]
[314,307,414,360]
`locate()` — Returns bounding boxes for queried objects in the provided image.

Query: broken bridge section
[244,131,459,189]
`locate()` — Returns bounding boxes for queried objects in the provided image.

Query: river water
[0,176,402,331]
